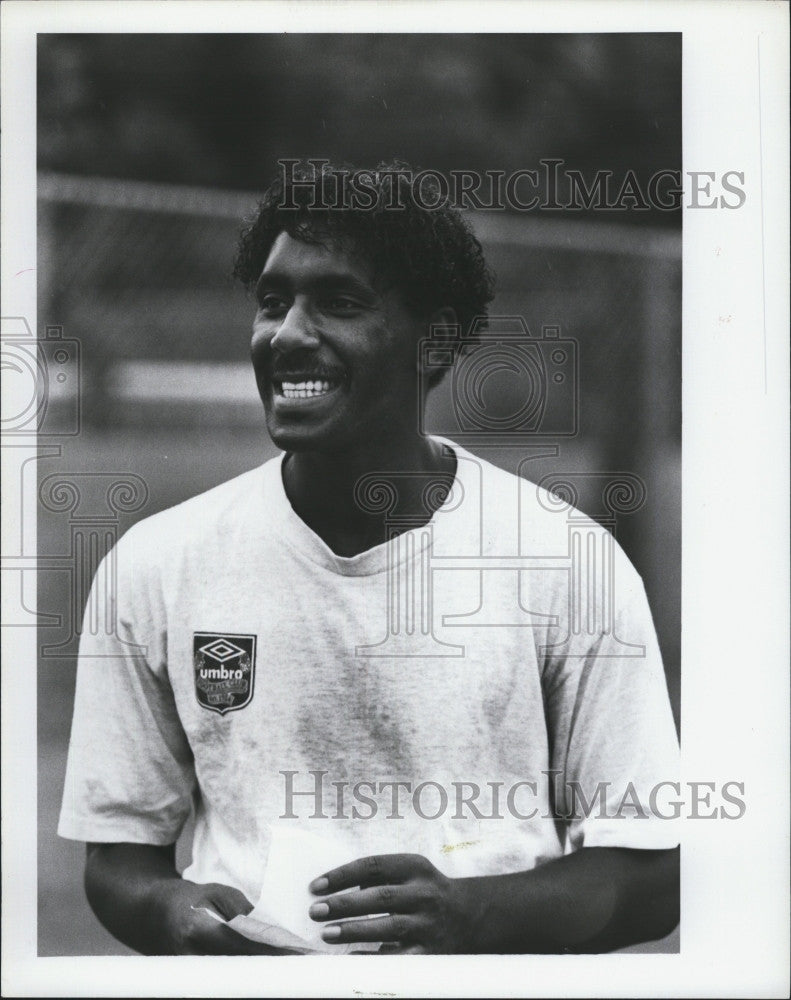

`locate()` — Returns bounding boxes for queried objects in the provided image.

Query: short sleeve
[541,537,680,852]
[58,529,196,845]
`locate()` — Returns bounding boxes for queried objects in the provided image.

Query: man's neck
[281,436,457,558]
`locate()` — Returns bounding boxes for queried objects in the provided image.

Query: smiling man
[246,209,462,556]
[59,161,680,955]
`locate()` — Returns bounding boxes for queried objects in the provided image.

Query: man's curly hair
[233,160,495,388]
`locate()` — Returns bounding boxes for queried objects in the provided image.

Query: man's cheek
[250,330,269,360]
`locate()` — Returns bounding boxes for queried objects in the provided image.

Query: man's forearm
[87,842,679,955]
[85,842,283,955]
[460,846,679,953]
[85,842,182,954]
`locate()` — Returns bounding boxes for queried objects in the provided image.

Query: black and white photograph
[1,2,788,997]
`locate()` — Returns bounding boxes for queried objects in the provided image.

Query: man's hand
[152,877,288,955]
[85,842,289,955]
[308,846,680,954]
[308,853,475,954]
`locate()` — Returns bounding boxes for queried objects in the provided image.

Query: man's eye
[258,295,288,314]
[328,297,360,312]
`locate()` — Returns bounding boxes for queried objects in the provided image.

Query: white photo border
[2,1,789,997]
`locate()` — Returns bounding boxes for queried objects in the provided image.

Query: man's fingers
[310,853,429,895]
[187,909,289,955]
[204,883,254,919]
[198,923,265,956]
[320,913,419,945]
[309,883,422,922]
[379,942,429,955]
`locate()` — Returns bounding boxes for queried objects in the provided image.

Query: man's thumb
[205,883,254,919]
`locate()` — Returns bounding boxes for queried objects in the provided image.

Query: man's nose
[269,301,321,354]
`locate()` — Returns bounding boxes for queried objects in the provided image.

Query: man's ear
[419,307,460,391]
[426,307,459,346]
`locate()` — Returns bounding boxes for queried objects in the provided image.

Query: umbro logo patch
[193,632,256,715]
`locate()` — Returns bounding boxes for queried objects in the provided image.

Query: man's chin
[265,418,346,455]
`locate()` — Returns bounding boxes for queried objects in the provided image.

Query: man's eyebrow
[255,271,379,298]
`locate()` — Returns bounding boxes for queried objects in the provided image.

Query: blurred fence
[38,171,680,436]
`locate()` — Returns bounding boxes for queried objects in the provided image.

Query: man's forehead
[260,230,377,285]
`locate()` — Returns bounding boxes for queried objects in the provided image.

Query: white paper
[202,825,381,954]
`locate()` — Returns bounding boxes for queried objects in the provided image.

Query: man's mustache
[268,351,348,380]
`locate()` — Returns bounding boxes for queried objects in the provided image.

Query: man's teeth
[280,380,336,399]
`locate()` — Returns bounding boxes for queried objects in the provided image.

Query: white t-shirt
[59,440,679,910]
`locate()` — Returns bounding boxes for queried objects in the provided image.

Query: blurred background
[36,34,681,955]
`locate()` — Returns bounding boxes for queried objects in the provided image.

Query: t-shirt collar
[266,437,463,577]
